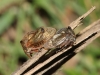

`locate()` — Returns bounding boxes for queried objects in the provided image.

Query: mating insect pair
[20,26,76,58]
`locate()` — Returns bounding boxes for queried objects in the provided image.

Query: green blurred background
[0,0,100,75]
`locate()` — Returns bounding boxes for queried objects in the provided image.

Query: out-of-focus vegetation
[0,0,100,75]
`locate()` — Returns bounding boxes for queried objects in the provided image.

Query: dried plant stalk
[12,6,99,75]
[36,20,100,75]
[25,19,100,75]
[69,6,96,29]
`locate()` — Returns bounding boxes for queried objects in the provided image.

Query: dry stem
[12,6,100,75]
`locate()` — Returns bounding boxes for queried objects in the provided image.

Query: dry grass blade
[36,20,100,75]
[12,49,47,75]
[12,6,98,75]
[25,19,100,75]
[69,6,96,29]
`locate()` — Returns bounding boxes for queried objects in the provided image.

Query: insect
[47,26,76,50]
[20,27,57,58]
[20,26,75,58]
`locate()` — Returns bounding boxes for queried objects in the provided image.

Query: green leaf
[0,8,16,34]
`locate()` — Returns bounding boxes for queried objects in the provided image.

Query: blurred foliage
[0,0,100,75]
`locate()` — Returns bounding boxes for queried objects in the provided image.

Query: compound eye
[40,27,45,33]
[20,40,23,44]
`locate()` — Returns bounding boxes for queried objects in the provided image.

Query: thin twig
[25,19,100,75]
[36,19,100,75]
[12,6,97,75]
[12,49,47,75]
[69,6,96,29]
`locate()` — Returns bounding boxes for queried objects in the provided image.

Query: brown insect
[20,26,75,58]
[20,27,56,58]
[47,26,76,50]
